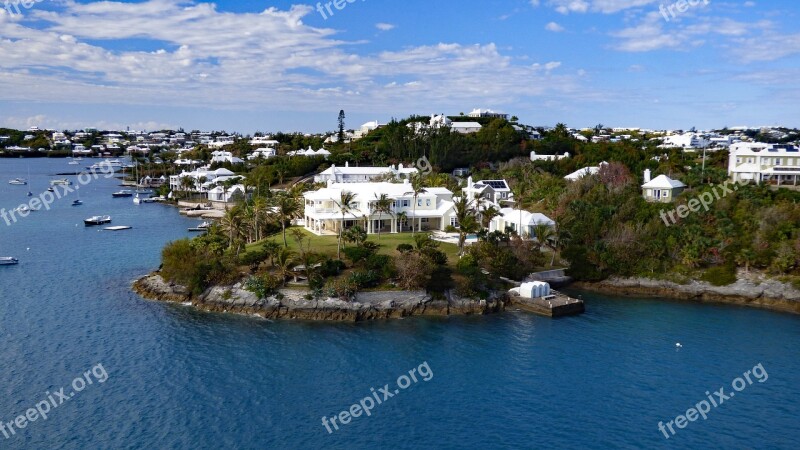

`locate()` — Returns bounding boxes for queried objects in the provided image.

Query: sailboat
[26,166,33,197]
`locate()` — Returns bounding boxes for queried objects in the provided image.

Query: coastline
[572,276,800,315]
[132,273,507,322]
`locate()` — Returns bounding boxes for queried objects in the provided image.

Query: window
[426,199,431,207]
[402,200,410,207]
[418,199,422,207]
[661,190,670,198]
[421,218,429,223]
[775,158,781,166]
[450,217,459,227]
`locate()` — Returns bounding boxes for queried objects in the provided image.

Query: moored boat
[8,178,27,185]
[188,221,212,232]
[0,257,19,266]
[112,190,134,198]
[50,178,72,186]
[84,215,112,226]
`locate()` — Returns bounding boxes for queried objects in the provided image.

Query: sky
[0,0,798,133]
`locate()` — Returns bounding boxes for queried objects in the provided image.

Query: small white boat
[72,200,83,206]
[68,160,80,165]
[188,221,212,232]
[8,178,27,185]
[0,257,19,266]
[50,178,72,186]
[84,215,112,226]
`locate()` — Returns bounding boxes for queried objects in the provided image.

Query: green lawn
[245,227,460,265]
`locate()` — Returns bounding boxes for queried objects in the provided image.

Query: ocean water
[1,158,799,449]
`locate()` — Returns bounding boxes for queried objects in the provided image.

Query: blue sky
[0,0,798,133]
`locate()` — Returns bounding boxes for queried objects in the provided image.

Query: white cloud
[0,1,585,117]
[545,22,565,32]
[375,23,396,31]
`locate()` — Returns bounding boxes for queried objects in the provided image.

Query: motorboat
[50,178,72,186]
[72,200,83,206]
[112,190,134,198]
[84,215,112,226]
[88,159,123,172]
[8,178,27,185]
[188,221,212,232]
[47,187,55,193]
[0,257,19,266]
[68,160,80,165]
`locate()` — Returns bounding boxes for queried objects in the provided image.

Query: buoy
[676,343,682,348]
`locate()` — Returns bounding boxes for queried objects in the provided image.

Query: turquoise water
[1,159,799,449]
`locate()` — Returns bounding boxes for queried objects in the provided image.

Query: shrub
[343,246,375,264]
[701,265,737,286]
[365,254,396,279]
[396,243,414,254]
[320,259,346,277]
[244,274,282,299]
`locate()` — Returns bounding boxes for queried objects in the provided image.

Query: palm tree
[409,174,427,235]
[532,222,555,254]
[220,206,246,254]
[396,211,408,233]
[274,193,301,248]
[373,193,394,240]
[510,179,530,239]
[179,175,194,199]
[274,248,295,287]
[453,196,478,256]
[262,240,282,267]
[333,191,357,260]
[478,204,502,230]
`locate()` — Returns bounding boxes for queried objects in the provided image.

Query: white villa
[287,146,331,158]
[468,108,509,120]
[531,151,570,162]
[248,148,277,160]
[659,132,710,149]
[210,151,244,165]
[728,142,800,186]
[208,185,247,203]
[641,169,686,203]
[451,122,483,134]
[463,178,513,205]
[564,162,608,181]
[303,181,456,235]
[314,163,418,184]
[169,167,239,194]
[250,136,279,147]
[490,208,555,237]
[353,121,384,140]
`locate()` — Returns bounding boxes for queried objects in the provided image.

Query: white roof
[451,122,482,128]
[499,208,555,227]
[642,175,686,189]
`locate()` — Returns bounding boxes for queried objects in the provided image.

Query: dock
[104,226,132,231]
[510,291,585,317]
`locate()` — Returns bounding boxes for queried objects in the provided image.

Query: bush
[245,274,282,299]
[396,243,414,254]
[365,254,396,279]
[701,265,737,286]
[161,239,237,296]
[240,249,267,271]
[348,270,380,288]
[320,259,346,277]
[444,225,458,233]
[343,246,375,264]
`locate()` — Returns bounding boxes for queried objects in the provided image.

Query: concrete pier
[510,290,585,317]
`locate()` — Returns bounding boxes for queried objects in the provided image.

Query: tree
[453,196,479,256]
[479,204,502,229]
[274,192,301,247]
[373,193,394,240]
[334,191,357,260]
[220,206,246,254]
[337,110,346,143]
[409,174,427,235]
[274,248,296,287]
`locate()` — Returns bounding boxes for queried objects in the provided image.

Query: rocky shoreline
[132,273,508,322]
[573,276,800,315]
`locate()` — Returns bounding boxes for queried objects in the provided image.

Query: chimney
[345,161,349,168]
[644,169,651,183]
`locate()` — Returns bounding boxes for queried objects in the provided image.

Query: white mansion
[728,142,800,186]
[302,176,554,238]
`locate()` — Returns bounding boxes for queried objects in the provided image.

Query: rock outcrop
[574,276,800,314]
[132,273,507,322]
